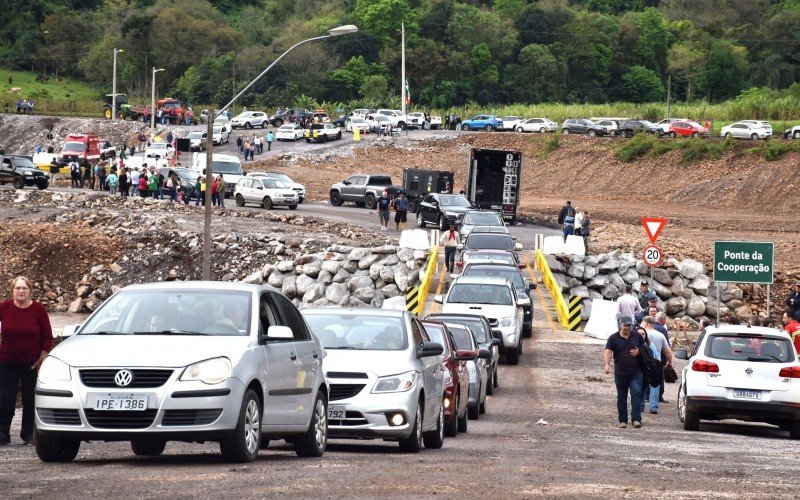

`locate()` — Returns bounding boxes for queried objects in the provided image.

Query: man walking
[266,131,274,152]
[617,285,642,327]
[638,280,657,309]
[69,160,80,188]
[642,316,673,414]
[786,281,800,321]
[439,224,460,273]
[581,210,591,253]
[376,189,391,231]
[393,191,409,231]
[654,311,671,403]
[236,135,243,156]
[217,175,226,208]
[557,200,576,241]
[604,315,645,428]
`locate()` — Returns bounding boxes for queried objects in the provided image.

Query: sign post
[712,241,774,324]
[641,218,668,286]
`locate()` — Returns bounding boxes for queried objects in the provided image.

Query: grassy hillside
[0,67,102,116]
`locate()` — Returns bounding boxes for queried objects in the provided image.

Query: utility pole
[401,22,406,117]
[665,74,671,119]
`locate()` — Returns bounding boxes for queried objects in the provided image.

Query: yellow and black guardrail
[406,244,439,316]
[535,249,582,332]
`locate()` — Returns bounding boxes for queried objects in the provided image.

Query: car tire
[35,431,80,462]
[37,181,48,190]
[261,121,266,129]
[493,367,498,388]
[235,194,245,207]
[398,400,424,453]
[416,211,426,228]
[485,125,492,132]
[12,176,24,189]
[130,439,167,457]
[306,138,312,143]
[219,388,261,463]
[407,201,417,213]
[329,191,343,206]
[245,122,252,129]
[479,400,486,415]
[438,215,447,231]
[523,322,533,338]
[679,384,700,431]
[486,374,493,396]
[692,132,699,138]
[398,122,406,130]
[336,131,342,140]
[751,133,758,140]
[669,131,677,138]
[562,129,570,135]
[294,391,327,457]
[444,393,459,437]
[289,204,298,210]
[468,401,480,420]
[725,133,733,139]
[460,124,469,132]
[540,127,546,133]
[422,406,445,449]
[794,131,800,139]
[457,402,468,433]
[789,422,800,439]
[506,347,520,365]
[588,129,596,137]
[516,126,524,133]
[262,197,273,210]
[364,193,376,210]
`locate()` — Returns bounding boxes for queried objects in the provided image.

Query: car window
[705,334,794,362]
[304,314,408,351]
[271,293,310,340]
[447,283,513,305]
[423,195,435,203]
[422,323,451,356]
[410,318,426,350]
[259,293,281,335]
[448,325,476,351]
[465,234,513,250]
[463,212,502,225]
[463,266,524,289]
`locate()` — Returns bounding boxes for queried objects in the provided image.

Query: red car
[667,121,708,138]
[421,320,475,436]
[456,248,526,272]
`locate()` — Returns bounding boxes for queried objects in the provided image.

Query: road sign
[713,241,774,284]
[641,217,667,244]
[642,244,663,267]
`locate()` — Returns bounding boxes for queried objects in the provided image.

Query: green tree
[38,7,95,77]
[514,43,568,102]
[668,42,705,100]
[359,74,389,104]
[620,65,665,102]
[634,7,671,75]
[493,0,525,20]
[698,40,747,101]
[353,0,416,45]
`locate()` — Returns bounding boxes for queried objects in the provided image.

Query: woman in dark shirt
[0,276,53,445]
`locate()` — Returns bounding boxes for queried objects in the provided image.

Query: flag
[404,79,412,105]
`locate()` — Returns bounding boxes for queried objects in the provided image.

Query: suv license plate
[93,394,148,411]
[327,405,346,420]
[733,389,761,400]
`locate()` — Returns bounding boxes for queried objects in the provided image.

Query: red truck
[58,133,101,167]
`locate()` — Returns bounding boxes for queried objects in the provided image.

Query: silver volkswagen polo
[302,308,446,452]
[35,282,328,463]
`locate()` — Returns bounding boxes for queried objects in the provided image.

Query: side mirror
[61,324,82,338]
[528,282,537,290]
[343,180,351,185]
[256,185,263,190]
[418,341,444,358]
[491,338,501,346]
[514,243,523,251]
[674,348,689,360]
[433,294,443,304]
[455,349,477,361]
[517,296,531,307]
[477,348,492,360]
[266,325,294,340]
[518,263,526,269]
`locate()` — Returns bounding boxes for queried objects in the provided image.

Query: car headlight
[445,211,459,218]
[506,333,517,344]
[500,316,515,328]
[23,170,32,175]
[38,356,71,383]
[372,370,417,393]
[442,368,452,386]
[180,357,232,385]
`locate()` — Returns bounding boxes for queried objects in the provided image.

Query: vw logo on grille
[114,369,134,387]
[745,367,753,375]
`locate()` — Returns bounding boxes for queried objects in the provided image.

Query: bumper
[35,376,247,441]
[327,387,419,440]
[687,396,800,422]
[496,325,519,349]
[271,196,299,206]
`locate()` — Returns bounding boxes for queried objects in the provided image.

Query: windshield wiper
[747,354,782,362]
[132,330,208,336]
[325,346,360,350]
[87,330,128,335]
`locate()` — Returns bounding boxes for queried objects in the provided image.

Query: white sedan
[720,121,771,140]
[144,142,175,160]
[675,325,800,437]
[275,123,305,141]
[345,117,370,133]
[514,118,559,133]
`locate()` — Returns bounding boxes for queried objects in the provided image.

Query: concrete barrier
[542,236,565,255]
[583,299,618,340]
[564,235,586,256]
[399,229,430,250]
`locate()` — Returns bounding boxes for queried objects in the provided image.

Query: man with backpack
[557,200,576,241]
[641,316,673,415]
[603,315,645,428]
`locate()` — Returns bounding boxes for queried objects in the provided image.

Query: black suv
[560,119,608,137]
[0,155,49,189]
[619,120,662,138]
[416,193,474,230]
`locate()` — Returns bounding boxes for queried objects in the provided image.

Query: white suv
[377,109,408,130]
[234,176,299,210]
[230,111,269,129]
[675,325,800,437]
[434,276,524,365]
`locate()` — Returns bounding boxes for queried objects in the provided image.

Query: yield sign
[641,217,667,244]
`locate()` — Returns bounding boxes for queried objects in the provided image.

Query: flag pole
[401,21,406,117]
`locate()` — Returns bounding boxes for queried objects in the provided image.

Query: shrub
[615,133,657,162]
[540,135,560,158]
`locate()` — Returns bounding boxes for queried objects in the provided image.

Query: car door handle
[312,351,319,359]
[290,352,297,361]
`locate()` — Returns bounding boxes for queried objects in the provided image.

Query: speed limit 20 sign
[642,244,663,267]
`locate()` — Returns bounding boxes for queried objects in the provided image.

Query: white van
[191,152,244,198]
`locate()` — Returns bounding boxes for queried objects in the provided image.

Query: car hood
[51,334,252,368]
[441,205,472,215]
[323,349,413,378]
[441,303,516,319]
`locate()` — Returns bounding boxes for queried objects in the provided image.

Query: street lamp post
[112,48,123,122]
[201,24,359,279]
[151,67,165,129]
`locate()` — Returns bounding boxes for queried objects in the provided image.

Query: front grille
[37,409,81,426]
[79,369,173,388]
[329,384,366,401]
[85,409,157,429]
[327,372,368,379]
[329,411,368,426]
[162,409,222,426]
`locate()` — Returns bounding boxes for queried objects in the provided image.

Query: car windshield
[447,284,512,305]
[175,170,196,180]
[467,252,515,266]
[640,120,654,127]
[278,126,293,131]
[188,132,204,139]
[213,127,224,134]
[705,335,794,362]
[63,142,85,152]
[431,317,488,343]
[370,177,392,186]
[422,324,451,357]
[440,195,470,207]
[351,118,366,123]
[79,289,251,336]
[463,267,524,289]
[463,212,503,226]
[304,315,408,351]
[262,179,289,189]
[235,113,253,119]
[150,143,167,150]
[448,326,475,351]
[465,234,513,250]
[213,160,243,174]
[11,157,36,168]
[267,173,292,183]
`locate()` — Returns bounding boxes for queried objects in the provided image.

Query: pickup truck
[329,174,401,209]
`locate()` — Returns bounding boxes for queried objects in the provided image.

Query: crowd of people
[235,132,273,161]
[557,200,591,252]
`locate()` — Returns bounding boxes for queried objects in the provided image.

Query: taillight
[779,366,800,378]
[692,359,719,373]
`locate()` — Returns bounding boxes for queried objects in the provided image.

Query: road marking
[525,256,557,334]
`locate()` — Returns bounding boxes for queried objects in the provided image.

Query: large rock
[721,286,744,302]
[281,275,297,298]
[601,284,621,300]
[705,301,729,318]
[295,274,317,295]
[325,283,349,305]
[583,266,598,280]
[545,254,566,273]
[67,298,84,313]
[342,259,359,273]
[653,281,672,299]
[670,278,685,297]
[735,304,754,320]
[679,259,706,280]
[570,285,590,298]
[608,273,626,294]
[621,268,640,285]
[666,297,687,316]
[554,273,568,289]
[598,258,620,274]
[686,296,706,317]
[651,267,673,286]
[347,248,369,261]
[636,260,648,275]
[372,245,397,254]
[302,283,325,303]
[359,254,382,270]
[584,255,599,267]
[397,247,415,262]
[317,269,333,285]
[333,268,351,283]
[276,260,295,272]
[242,271,263,285]
[353,286,376,302]
[381,283,401,297]
[379,266,395,283]
[587,275,609,289]
[300,260,322,278]
[567,263,585,278]
[348,275,373,292]
[688,274,711,296]
[267,271,286,288]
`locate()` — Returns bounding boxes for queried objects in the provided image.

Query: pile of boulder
[546,250,767,327]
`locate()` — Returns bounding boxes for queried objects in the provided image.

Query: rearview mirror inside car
[266,325,294,340]
[674,348,689,360]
